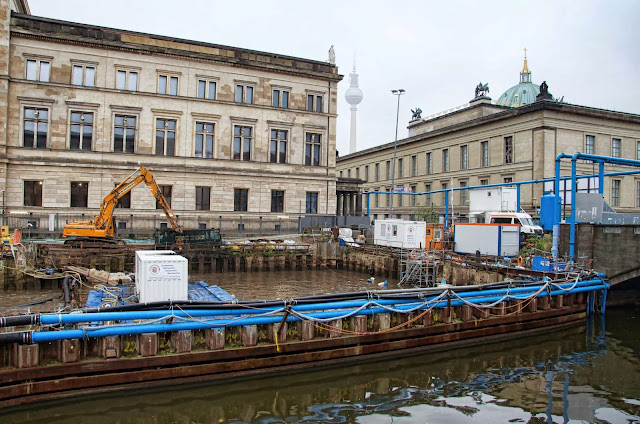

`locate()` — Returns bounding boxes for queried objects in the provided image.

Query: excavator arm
[63,167,181,239]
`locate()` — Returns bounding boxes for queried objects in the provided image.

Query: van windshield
[520,217,534,226]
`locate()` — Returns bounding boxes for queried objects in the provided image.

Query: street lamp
[389,89,405,217]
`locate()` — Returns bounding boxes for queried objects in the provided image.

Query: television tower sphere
[345,66,363,106]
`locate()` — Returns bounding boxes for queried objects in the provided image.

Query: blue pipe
[26,283,608,343]
[366,193,370,217]
[36,280,605,325]
[445,191,449,229]
[516,184,521,211]
[598,162,605,195]
[570,155,578,259]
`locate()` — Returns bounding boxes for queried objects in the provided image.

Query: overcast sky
[28,0,640,155]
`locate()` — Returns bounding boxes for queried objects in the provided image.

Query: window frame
[375,163,380,181]
[194,121,215,159]
[271,190,285,213]
[195,186,211,211]
[69,111,94,151]
[269,129,288,164]
[113,113,138,154]
[426,152,432,174]
[442,149,449,172]
[585,135,595,155]
[70,181,89,208]
[155,118,177,156]
[481,141,489,167]
[306,93,324,113]
[504,136,514,164]
[272,87,290,108]
[425,184,432,206]
[611,179,621,207]
[460,145,468,170]
[235,82,255,104]
[304,132,322,166]
[197,77,217,100]
[156,185,172,209]
[115,66,139,91]
[157,72,180,96]
[233,124,253,161]
[71,61,96,87]
[22,106,49,149]
[459,181,467,205]
[25,56,51,82]
[398,158,403,178]
[234,188,248,212]
[305,192,318,214]
[411,155,417,176]
[23,180,43,207]
[612,138,621,158]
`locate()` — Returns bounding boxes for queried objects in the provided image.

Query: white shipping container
[453,223,520,256]
[469,187,517,213]
[135,250,188,303]
[373,219,427,249]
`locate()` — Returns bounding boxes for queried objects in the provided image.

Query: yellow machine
[63,167,181,240]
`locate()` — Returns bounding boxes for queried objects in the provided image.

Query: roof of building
[10,12,342,81]
[496,53,545,107]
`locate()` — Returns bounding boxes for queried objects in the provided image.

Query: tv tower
[344,63,363,154]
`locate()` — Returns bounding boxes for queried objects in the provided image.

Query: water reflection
[2,307,638,424]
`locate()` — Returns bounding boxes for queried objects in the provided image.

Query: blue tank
[539,193,561,232]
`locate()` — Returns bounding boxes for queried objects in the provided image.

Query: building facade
[337,62,640,221]
[0,0,342,233]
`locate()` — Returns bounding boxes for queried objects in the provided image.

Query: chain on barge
[0,248,608,407]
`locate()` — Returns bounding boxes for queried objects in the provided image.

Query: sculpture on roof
[328,45,336,65]
[475,82,490,98]
[411,107,422,120]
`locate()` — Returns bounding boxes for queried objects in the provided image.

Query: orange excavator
[63,167,181,241]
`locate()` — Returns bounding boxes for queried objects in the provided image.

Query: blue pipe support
[516,184,521,211]
[445,191,449,229]
[366,193,370,217]
[599,162,605,195]
[36,280,605,325]
[570,156,578,259]
[26,282,608,342]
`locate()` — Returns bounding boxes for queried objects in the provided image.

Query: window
[356,167,360,179]
[233,125,252,161]
[196,186,210,211]
[270,129,288,163]
[195,122,214,158]
[70,182,88,208]
[116,189,131,209]
[340,171,343,178]
[114,115,136,153]
[637,181,640,208]
[306,192,318,214]
[116,69,138,91]
[425,184,432,205]
[272,89,289,108]
[398,187,403,206]
[69,112,93,151]
[156,185,172,209]
[426,152,432,174]
[411,155,417,176]
[481,141,489,167]
[480,178,489,186]
[235,84,254,104]
[374,189,379,207]
[155,119,176,156]
[460,181,467,205]
[364,165,369,182]
[442,149,449,172]
[460,145,468,170]
[611,179,620,207]
[23,107,48,148]
[72,64,95,87]
[637,141,640,161]
[585,135,595,155]
[504,177,513,184]
[347,169,351,178]
[24,181,43,207]
[271,190,284,213]
[375,163,380,181]
[307,94,323,112]
[398,158,403,178]
[504,136,513,164]
[410,185,417,206]
[612,138,621,158]
[386,161,391,179]
[197,79,216,100]
[234,188,248,212]
[158,74,178,96]
[386,188,390,207]
[441,182,448,205]
[26,59,50,82]
[304,133,321,166]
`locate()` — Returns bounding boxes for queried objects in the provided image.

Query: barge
[0,269,608,407]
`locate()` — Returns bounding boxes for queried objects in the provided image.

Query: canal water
[1,270,639,423]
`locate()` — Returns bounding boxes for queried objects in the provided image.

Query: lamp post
[389,89,405,217]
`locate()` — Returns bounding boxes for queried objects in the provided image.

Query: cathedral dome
[497,52,550,107]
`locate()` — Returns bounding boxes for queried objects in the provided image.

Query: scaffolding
[399,249,440,287]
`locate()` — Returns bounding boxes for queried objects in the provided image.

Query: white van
[487,212,543,241]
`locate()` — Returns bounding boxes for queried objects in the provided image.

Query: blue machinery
[0,277,609,344]
[364,153,640,260]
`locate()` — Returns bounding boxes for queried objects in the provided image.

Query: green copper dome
[497,53,550,107]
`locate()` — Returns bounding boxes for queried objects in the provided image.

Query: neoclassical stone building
[337,59,640,221]
[0,0,342,233]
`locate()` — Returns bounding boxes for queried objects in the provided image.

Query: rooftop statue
[411,107,422,120]
[475,82,490,98]
[328,45,336,65]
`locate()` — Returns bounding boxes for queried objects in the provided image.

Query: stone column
[356,192,362,216]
